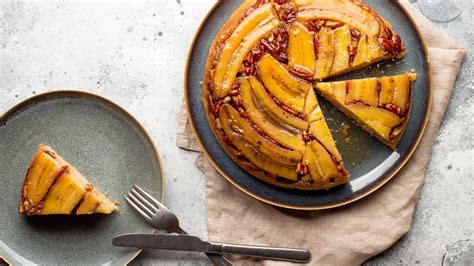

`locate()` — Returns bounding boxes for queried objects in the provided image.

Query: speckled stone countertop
[1,1,472,265]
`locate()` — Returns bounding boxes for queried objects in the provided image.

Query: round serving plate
[185,0,431,210]
[0,91,164,265]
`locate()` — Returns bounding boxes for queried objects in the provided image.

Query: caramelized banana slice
[222,104,303,165]
[296,1,382,36]
[219,105,298,181]
[304,141,348,190]
[305,89,344,162]
[240,78,306,151]
[314,28,334,80]
[76,189,117,215]
[248,77,308,130]
[331,25,351,75]
[41,167,87,215]
[309,120,343,163]
[20,151,63,211]
[379,76,395,106]
[379,73,416,115]
[391,73,413,114]
[346,78,378,107]
[315,81,345,103]
[288,22,316,76]
[348,105,402,140]
[304,88,320,121]
[258,54,311,112]
[213,4,279,98]
[353,35,368,66]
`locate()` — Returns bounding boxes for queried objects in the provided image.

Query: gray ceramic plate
[0,91,164,265]
[185,0,431,210]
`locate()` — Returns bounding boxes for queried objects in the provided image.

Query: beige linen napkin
[177,1,466,264]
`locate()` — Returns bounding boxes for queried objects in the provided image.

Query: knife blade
[113,233,311,263]
[113,234,211,252]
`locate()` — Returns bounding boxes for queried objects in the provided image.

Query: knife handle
[209,242,311,263]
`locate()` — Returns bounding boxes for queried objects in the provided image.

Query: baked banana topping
[19,144,118,216]
[203,0,412,190]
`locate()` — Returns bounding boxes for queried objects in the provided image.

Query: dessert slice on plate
[303,87,349,189]
[19,144,118,216]
[315,72,417,149]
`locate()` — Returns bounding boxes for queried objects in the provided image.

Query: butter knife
[113,233,311,263]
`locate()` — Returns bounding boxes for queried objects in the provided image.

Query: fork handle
[209,242,311,263]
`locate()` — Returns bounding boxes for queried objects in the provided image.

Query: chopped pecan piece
[304,21,320,32]
[378,28,404,55]
[289,66,313,80]
[274,3,296,23]
[350,28,361,39]
[261,39,275,53]
[302,131,311,142]
[384,27,393,39]
[378,37,395,52]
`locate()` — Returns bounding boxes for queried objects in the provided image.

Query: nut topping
[289,65,314,80]
[350,28,361,39]
[274,2,296,23]
[378,28,404,55]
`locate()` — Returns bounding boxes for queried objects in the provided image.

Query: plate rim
[0,89,165,265]
[184,0,432,210]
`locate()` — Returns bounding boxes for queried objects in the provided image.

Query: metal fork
[126,185,233,266]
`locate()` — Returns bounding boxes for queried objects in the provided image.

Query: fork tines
[126,185,162,220]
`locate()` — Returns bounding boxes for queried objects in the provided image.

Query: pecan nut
[289,65,314,80]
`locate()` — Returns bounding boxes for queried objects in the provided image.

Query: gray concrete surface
[0,1,472,265]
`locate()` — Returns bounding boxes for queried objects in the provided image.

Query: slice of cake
[315,72,416,148]
[19,144,118,216]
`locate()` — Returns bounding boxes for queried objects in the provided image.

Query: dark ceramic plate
[0,91,164,265]
[185,0,431,210]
